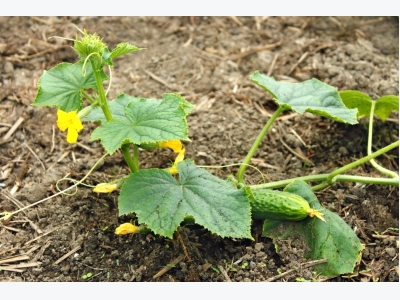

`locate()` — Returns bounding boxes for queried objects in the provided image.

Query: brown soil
[0,16,398,282]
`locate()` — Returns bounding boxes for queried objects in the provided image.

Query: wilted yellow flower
[158,140,183,153]
[115,223,139,235]
[56,109,84,144]
[167,148,185,175]
[93,183,118,194]
[308,209,326,222]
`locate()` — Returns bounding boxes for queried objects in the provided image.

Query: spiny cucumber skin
[250,189,310,221]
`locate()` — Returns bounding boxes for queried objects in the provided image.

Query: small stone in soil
[243,278,251,282]
[254,243,264,252]
[385,248,396,258]
[256,251,266,258]
[338,146,349,155]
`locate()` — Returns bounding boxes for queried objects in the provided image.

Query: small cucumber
[249,189,325,222]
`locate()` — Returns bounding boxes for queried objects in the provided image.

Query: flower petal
[174,148,185,165]
[167,148,185,174]
[57,109,84,143]
[67,127,79,144]
[56,109,70,131]
[72,115,84,132]
[158,140,183,153]
[168,166,179,175]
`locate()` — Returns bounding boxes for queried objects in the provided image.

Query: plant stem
[90,59,113,121]
[367,101,398,178]
[133,144,139,171]
[250,173,399,190]
[237,106,287,183]
[121,144,138,173]
[326,140,399,183]
[312,175,399,191]
[250,174,329,189]
[250,140,399,190]
[89,58,138,173]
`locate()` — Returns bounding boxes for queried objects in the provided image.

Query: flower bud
[93,183,118,194]
[115,223,139,235]
[73,29,107,61]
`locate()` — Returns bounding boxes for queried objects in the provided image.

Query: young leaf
[110,42,145,59]
[82,93,194,123]
[375,95,399,121]
[118,160,253,239]
[339,90,373,119]
[340,90,399,121]
[261,180,363,276]
[100,43,144,67]
[32,62,108,112]
[90,94,190,154]
[162,93,195,115]
[250,71,358,124]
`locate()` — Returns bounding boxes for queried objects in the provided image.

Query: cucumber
[249,188,325,222]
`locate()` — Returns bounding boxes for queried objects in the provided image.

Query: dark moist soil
[0,16,398,282]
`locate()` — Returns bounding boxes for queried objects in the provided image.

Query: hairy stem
[121,145,138,173]
[90,59,113,121]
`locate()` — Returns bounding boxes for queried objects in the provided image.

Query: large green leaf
[250,71,358,124]
[119,160,252,239]
[340,90,399,121]
[32,62,108,112]
[90,94,191,154]
[261,180,363,276]
[83,94,150,123]
[82,93,194,123]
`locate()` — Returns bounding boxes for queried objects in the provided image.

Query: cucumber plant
[3,26,397,277]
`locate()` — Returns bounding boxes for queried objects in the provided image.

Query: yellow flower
[93,183,118,194]
[56,109,84,144]
[158,140,183,153]
[115,223,139,235]
[167,148,185,175]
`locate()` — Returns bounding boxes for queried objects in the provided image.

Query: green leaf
[250,71,358,124]
[83,94,146,123]
[32,62,108,112]
[118,160,252,239]
[110,42,145,59]
[375,95,399,121]
[100,43,144,67]
[340,91,399,121]
[339,90,373,119]
[83,93,194,123]
[162,93,195,115]
[261,180,363,276]
[90,94,191,154]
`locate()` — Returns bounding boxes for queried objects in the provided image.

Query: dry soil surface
[0,16,399,282]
